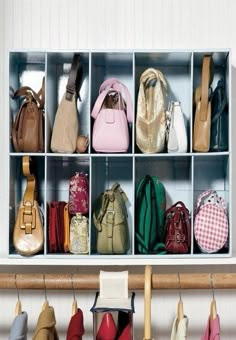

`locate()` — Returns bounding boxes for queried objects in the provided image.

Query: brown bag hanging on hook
[13,156,44,256]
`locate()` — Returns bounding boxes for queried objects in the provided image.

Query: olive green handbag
[93,183,130,254]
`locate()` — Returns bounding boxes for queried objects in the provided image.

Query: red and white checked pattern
[194,204,228,253]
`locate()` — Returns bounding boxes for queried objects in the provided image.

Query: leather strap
[66,53,82,101]
[200,55,213,121]
[21,156,36,234]
[64,204,70,253]
[14,77,45,109]
[91,78,133,122]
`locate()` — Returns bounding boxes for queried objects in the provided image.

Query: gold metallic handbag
[136,68,168,153]
[93,183,130,254]
[13,156,44,256]
[69,213,89,254]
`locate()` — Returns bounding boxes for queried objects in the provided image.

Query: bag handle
[91,88,123,119]
[92,78,133,122]
[200,55,214,121]
[21,156,37,234]
[66,53,82,101]
[13,77,45,109]
[22,156,36,204]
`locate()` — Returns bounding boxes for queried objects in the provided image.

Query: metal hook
[43,274,48,302]
[210,273,215,300]
[71,274,76,303]
[15,274,20,302]
[178,273,182,301]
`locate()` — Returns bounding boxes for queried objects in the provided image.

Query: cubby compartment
[46,155,90,254]
[193,154,230,255]
[91,156,133,255]
[9,155,45,255]
[90,52,134,154]
[9,51,46,153]
[134,52,192,153]
[192,51,230,153]
[135,156,192,209]
[135,156,192,255]
[46,52,90,153]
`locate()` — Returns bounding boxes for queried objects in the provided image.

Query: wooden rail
[0,272,235,290]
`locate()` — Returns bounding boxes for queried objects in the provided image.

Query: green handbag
[135,175,166,254]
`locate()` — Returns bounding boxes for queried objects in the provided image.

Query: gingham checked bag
[194,190,228,253]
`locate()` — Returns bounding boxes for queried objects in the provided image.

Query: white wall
[1,0,236,339]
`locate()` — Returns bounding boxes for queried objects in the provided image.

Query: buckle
[66,86,74,101]
[106,210,115,224]
[19,201,36,233]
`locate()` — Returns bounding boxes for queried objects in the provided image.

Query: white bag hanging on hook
[167,101,188,153]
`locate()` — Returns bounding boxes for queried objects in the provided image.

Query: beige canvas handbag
[93,183,130,254]
[136,68,168,153]
[50,53,82,153]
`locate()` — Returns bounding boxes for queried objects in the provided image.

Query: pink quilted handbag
[194,190,228,253]
[68,172,89,215]
[91,78,133,153]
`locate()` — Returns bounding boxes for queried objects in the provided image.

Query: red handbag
[48,201,66,253]
[164,201,191,254]
[69,172,89,215]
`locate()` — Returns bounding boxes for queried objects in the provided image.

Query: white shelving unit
[7,49,231,266]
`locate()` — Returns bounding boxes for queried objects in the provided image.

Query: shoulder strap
[66,53,82,101]
[200,55,214,121]
[14,77,45,109]
[99,78,133,122]
[21,156,37,234]
[22,156,36,204]
[93,189,114,232]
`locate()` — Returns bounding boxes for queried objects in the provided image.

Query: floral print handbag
[69,172,89,215]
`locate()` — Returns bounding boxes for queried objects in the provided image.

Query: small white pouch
[167,101,188,153]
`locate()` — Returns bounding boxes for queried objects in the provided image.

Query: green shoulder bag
[135,175,166,254]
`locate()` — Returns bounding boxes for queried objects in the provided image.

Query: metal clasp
[19,201,36,234]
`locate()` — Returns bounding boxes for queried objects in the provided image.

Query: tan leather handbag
[11,78,45,153]
[93,183,130,254]
[193,55,214,152]
[13,156,44,256]
[50,53,83,153]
